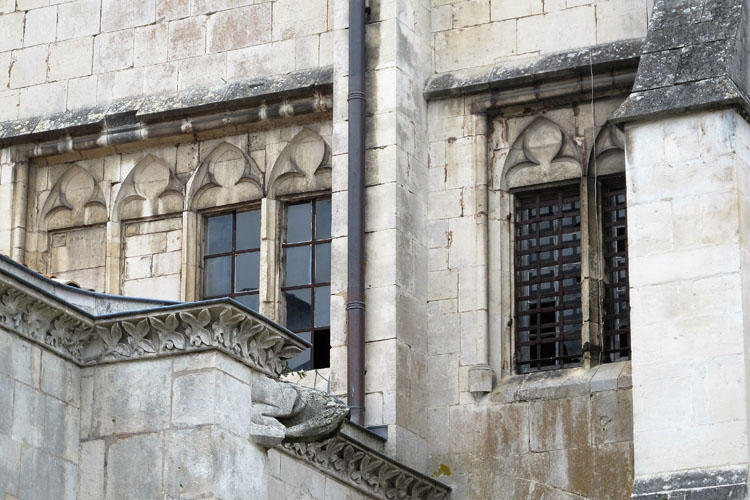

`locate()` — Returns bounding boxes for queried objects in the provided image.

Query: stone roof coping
[0,253,310,377]
[0,66,333,146]
[424,38,643,100]
[281,427,451,500]
[613,0,750,123]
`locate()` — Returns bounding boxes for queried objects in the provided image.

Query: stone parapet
[0,254,308,377]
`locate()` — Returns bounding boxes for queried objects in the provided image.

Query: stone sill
[491,361,632,404]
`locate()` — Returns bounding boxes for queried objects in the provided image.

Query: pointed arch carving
[41,165,107,230]
[186,142,264,211]
[114,154,184,222]
[589,122,625,177]
[501,117,582,190]
[267,128,331,199]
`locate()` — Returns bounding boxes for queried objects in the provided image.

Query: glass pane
[286,202,312,243]
[235,294,259,312]
[236,209,261,251]
[206,214,232,255]
[235,251,260,292]
[315,243,331,283]
[204,256,231,297]
[286,346,311,372]
[284,246,311,286]
[285,289,312,331]
[314,286,330,328]
[315,199,331,240]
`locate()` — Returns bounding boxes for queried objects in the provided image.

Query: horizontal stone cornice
[0,270,308,377]
[424,38,642,104]
[280,431,450,500]
[0,66,333,154]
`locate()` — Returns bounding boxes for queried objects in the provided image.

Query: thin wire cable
[589,48,602,363]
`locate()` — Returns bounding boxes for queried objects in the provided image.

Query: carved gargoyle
[250,377,349,447]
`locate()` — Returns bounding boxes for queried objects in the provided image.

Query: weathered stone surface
[425,38,642,99]
[106,433,163,500]
[615,0,750,122]
[250,376,349,447]
[631,465,748,499]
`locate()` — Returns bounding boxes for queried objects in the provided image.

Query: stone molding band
[280,432,451,500]
[630,465,748,500]
[0,272,308,377]
[0,66,333,151]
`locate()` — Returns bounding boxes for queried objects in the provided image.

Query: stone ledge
[0,66,333,146]
[491,361,632,404]
[424,39,642,101]
[631,465,748,499]
[280,430,450,500]
[0,255,309,378]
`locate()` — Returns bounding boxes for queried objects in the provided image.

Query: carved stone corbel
[250,376,349,447]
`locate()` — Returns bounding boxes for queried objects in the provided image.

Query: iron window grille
[203,208,261,311]
[601,176,631,362]
[282,198,332,371]
[514,186,583,373]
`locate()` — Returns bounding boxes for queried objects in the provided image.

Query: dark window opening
[601,176,631,362]
[515,186,582,373]
[283,198,332,371]
[203,208,261,311]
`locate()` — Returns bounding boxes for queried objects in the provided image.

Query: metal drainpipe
[347,0,367,426]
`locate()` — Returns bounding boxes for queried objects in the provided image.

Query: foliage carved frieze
[0,278,306,377]
[281,435,450,500]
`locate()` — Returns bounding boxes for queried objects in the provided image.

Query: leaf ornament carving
[0,288,31,329]
[280,436,450,500]
[149,313,185,350]
[212,309,245,348]
[179,309,212,347]
[0,271,306,376]
[122,319,157,354]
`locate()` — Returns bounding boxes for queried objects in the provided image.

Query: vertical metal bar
[347,0,367,425]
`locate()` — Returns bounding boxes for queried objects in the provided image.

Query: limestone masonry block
[66,75,98,110]
[19,81,67,119]
[10,45,49,89]
[105,433,163,500]
[169,16,206,60]
[57,0,101,40]
[491,0,543,21]
[93,29,134,73]
[49,37,94,81]
[434,21,515,73]
[101,0,155,33]
[207,4,271,53]
[134,23,168,67]
[517,6,595,55]
[272,0,328,41]
[0,12,24,52]
[24,6,57,47]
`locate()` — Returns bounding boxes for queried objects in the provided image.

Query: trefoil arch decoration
[588,122,626,177]
[267,128,332,199]
[113,154,184,222]
[186,141,264,211]
[40,164,108,230]
[501,117,583,190]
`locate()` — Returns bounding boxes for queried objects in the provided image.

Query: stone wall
[625,109,750,497]
[0,329,80,500]
[268,448,376,499]
[429,363,633,499]
[432,0,653,74]
[78,351,267,499]
[0,0,334,121]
